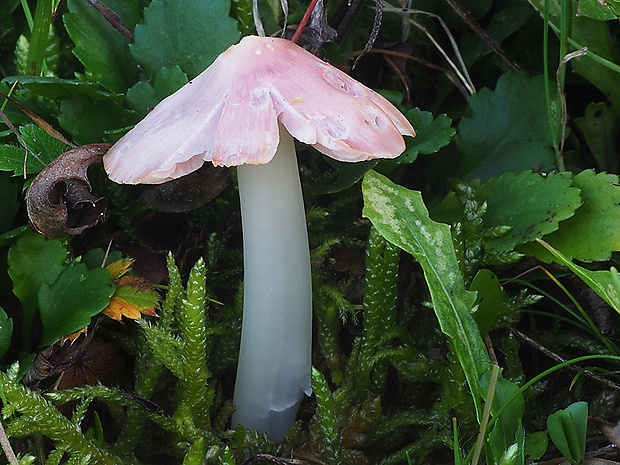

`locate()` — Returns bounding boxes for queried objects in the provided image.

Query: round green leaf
[38,264,115,346]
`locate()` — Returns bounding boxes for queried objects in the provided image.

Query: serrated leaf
[38,264,115,346]
[0,124,68,176]
[456,72,555,181]
[103,278,159,321]
[528,170,620,262]
[64,0,139,92]
[432,171,582,253]
[130,0,240,79]
[104,297,143,321]
[362,170,492,415]
[396,108,455,163]
[100,259,159,321]
[478,171,582,253]
[107,258,132,280]
[126,66,188,117]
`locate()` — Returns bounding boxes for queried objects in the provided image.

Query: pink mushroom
[104,35,414,440]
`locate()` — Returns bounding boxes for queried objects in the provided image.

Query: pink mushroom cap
[104,35,415,184]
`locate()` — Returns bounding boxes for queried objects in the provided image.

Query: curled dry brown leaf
[26,144,111,239]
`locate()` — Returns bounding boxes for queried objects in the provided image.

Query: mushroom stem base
[233,126,312,440]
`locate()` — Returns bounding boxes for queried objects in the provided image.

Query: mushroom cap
[104,35,415,184]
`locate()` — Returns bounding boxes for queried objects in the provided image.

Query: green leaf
[478,171,581,253]
[432,171,582,253]
[315,158,378,195]
[578,0,618,20]
[498,444,518,465]
[182,437,205,465]
[38,264,114,346]
[0,307,13,358]
[390,108,455,165]
[130,0,240,79]
[571,16,620,110]
[470,269,506,336]
[1,76,123,101]
[64,0,139,92]
[456,73,555,181]
[547,402,588,465]
[113,283,160,311]
[217,447,236,465]
[126,66,188,117]
[59,94,136,144]
[525,431,548,461]
[362,170,492,416]
[575,103,620,172]
[7,230,66,320]
[0,124,68,176]
[480,372,525,462]
[528,170,620,262]
[0,226,28,248]
[81,249,123,270]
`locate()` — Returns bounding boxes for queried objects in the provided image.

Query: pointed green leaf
[362,170,492,415]
[547,402,588,464]
[64,0,139,92]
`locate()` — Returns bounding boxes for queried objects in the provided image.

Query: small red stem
[291,0,319,43]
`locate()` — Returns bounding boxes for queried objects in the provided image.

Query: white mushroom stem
[232,124,312,440]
